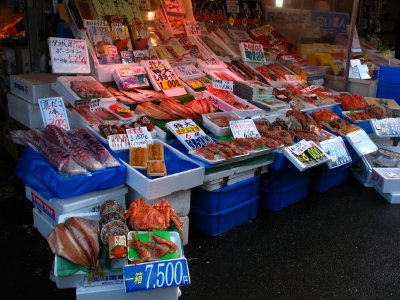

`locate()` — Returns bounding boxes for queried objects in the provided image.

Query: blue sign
[124,258,190,293]
[311,11,350,34]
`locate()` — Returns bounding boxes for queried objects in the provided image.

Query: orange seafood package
[109,236,128,259]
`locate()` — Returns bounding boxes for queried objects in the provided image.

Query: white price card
[371,118,400,137]
[239,43,266,63]
[174,64,202,78]
[83,19,107,28]
[38,97,70,130]
[111,22,123,32]
[107,134,130,151]
[319,137,352,169]
[286,139,330,169]
[184,20,208,36]
[126,127,153,148]
[345,129,378,156]
[48,37,90,74]
[166,119,214,150]
[230,119,261,138]
[89,98,102,112]
[142,60,183,91]
[288,139,313,156]
[212,79,233,92]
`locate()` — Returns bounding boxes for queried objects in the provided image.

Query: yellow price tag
[229,16,234,27]
[158,79,183,90]
[189,80,203,89]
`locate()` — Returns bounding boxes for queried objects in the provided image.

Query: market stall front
[3,0,400,299]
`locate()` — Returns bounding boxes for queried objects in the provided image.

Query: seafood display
[254,120,295,146]
[185,98,219,115]
[207,85,256,110]
[47,217,104,282]
[204,112,242,128]
[255,63,294,82]
[125,199,184,239]
[341,94,368,111]
[70,80,113,99]
[97,115,155,139]
[99,200,128,245]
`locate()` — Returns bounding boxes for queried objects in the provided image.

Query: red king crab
[125,199,184,239]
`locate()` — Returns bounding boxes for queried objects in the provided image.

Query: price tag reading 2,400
[167,119,214,150]
[124,258,190,293]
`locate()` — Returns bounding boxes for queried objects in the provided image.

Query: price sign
[166,119,214,150]
[158,79,183,90]
[107,134,130,151]
[201,58,225,69]
[111,22,123,32]
[184,21,208,36]
[133,50,149,62]
[146,60,183,91]
[287,140,329,168]
[83,19,107,28]
[345,129,378,156]
[371,118,400,137]
[124,258,190,293]
[126,127,153,148]
[212,79,233,92]
[89,98,102,112]
[285,75,298,82]
[230,119,261,138]
[38,97,70,130]
[48,37,90,74]
[319,137,352,169]
[240,43,266,63]
[174,64,202,78]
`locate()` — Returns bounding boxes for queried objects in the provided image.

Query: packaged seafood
[112,66,149,90]
[129,147,148,169]
[202,111,243,136]
[106,104,136,120]
[92,109,120,121]
[147,143,165,161]
[147,161,167,177]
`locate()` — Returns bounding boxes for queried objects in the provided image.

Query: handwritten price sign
[126,127,153,148]
[48,37,90,74]
[240,43,266,63]
[89,98,102,112]
[38,97,70,130]
[212,79,233,92]
[230,119,260,138]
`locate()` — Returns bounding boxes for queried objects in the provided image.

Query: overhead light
[276,0,283,8]
[147,11,156,21]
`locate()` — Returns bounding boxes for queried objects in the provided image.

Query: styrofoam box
[201,163,269,192]
[32,206,55,238]
[76,284,178,300]
[376,188,400,204]
[127,187,190,217]
[122,139,205,200]
[201,111,243,137]
[10,73,58,103]
[54,212,125,289]
[25,185,127,224]
[181,216,189,246]
[371,168,400,194]
[7,93,43,128]
[52,75,116,106]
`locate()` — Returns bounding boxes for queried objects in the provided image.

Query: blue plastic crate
[191,176,260,213]
[270,152,300,172]
[310,163,350,193]
[190,196,259,236]
[259,177,309,211]
[262,168,310,190]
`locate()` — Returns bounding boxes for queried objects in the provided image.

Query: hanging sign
[212,79,233,92]
[48,37,90,74]
[38,97,70,130]
[371,118,400,137]
[230,119,261,138]
[126,127,153,148]
[319,137,352,169]
[166,119,214,150]
[345,129,378,156]
[239,43,266,63]
[124,258,190,293]
[107,134,130,151]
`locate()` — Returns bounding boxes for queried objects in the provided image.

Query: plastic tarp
[15,147,126,199]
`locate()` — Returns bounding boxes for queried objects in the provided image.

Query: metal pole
[344,0,360,91]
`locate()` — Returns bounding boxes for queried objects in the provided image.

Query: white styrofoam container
[181,216,189,246]
[127,187,191,217]
[201,111,243,137]
[7,93,43,128]
[371,168,400,194]
[10,73,58,103]
[203,91,263,118]
[376,188,400,204]
[76,284,179,300]
[54,212,125,289]
[52,76,116,106]
[25,185,127,223]
[350,167,373,187]
[32,206,55,238]
[122,139,205,200]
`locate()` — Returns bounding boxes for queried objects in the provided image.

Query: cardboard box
[7,93,43,128]
[10,73,58,103]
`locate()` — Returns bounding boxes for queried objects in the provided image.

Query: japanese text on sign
[126,127,153,148]
[230,120,261,138]
[371,118,400,137]
[89,98,102,112]
[175,64,202,78]
[320,137,352,169]
[184,21,208,36]
[48,37,90,74]
[147,60,182,90]
[167,119,214,150]
[212,79,233,92]
[240,43,266,63]
[124,258,190,293]
[38,97,70,130]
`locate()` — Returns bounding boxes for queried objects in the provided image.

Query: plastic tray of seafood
[53,76,116,106]
[202,111,243,137]
[203,91,263,118]
[341,111,377,123]
[127,231,183,263]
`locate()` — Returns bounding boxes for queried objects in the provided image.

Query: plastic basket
[261,168,310,190]
[191,176,260,213]
[259,177,309,211]
[310,163,350,193]
[190,196,259,236]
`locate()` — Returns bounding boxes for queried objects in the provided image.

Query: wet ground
[2,148,400,299]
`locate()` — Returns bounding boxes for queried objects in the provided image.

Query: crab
[124,198,184,239]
